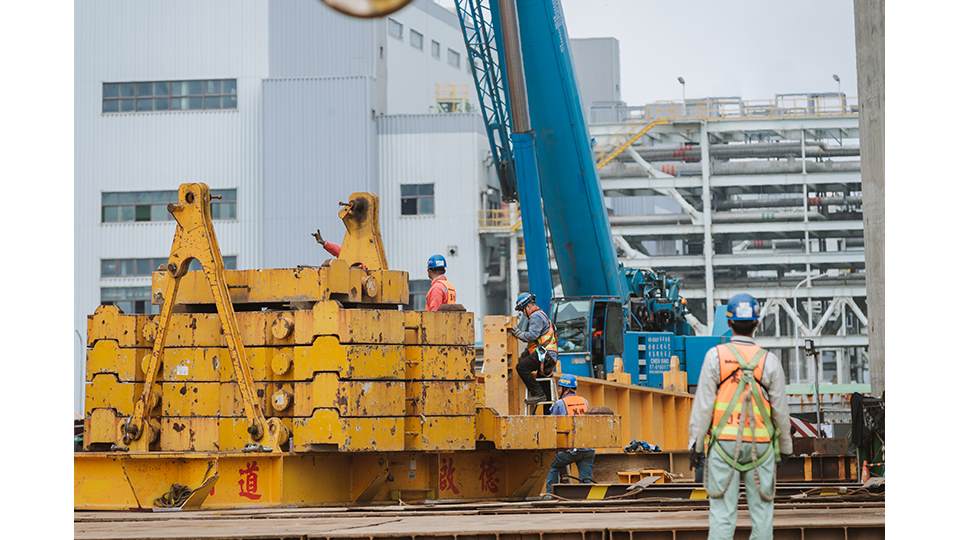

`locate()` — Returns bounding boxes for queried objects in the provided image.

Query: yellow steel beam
[595,119,669,170]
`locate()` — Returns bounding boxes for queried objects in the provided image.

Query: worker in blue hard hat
[688,293,793,540]
[544,374,596,494]
[509,292,558,404]
[425,254,457,312]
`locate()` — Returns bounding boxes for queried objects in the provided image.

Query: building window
[102,79,237,113]
[400,183,435,216]
[410,29,423,50]
[100,286,156,315]
[388,18,403,39]
[431,40,440,59]
[406,279,431,311]
[447,49,461,68]
[101,256,237,278]
[101,189,237,223]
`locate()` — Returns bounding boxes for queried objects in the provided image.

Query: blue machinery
[456,0,726,389]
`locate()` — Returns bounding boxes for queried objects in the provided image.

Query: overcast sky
[438,0,857,105]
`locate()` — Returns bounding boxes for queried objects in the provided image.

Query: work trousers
[516,349,556,398]
[706,440,776,540]
[545,448,596,493]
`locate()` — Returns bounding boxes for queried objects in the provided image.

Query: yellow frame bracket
[336,192,388,270]
[122,183,289,452]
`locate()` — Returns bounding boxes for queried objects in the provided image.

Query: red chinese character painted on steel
[478,457,499,494]
[238,461,262,500]
[438,457,460,495]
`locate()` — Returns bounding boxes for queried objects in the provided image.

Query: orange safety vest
[526,311,559,355]
[710,342,773,443]
[427,277,457,310]
[561,395,588,416]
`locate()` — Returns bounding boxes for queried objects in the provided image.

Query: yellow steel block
[403,311,475,346]
[161,348,220,382]
[218,382,270,417]
[292,411,404,451]
[295,301,404,344]
[318,260,363,303]
[475,408,558,449]
[403,345,474,380]
[366,268,410,305]
[403,416,475,451]
[85,408,122,447]
[294,337,404,380]
[85,374,142,416]
[556,415,622,449]
[294,375,404,417]
[87,305,151,348]
[153,267,324,306]
[162,382,222,417]
[86,340,148,382]
[160,417,221,452]
[405,381,476,416]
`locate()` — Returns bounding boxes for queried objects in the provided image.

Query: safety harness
[704,343,780,501]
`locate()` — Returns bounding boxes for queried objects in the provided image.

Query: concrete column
[700,123,715,328]
[854,0,885,396]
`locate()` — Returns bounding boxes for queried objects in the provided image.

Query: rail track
[76,484,884,540]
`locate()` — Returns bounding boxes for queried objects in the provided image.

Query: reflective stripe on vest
[710,342,773,443]
[561,395,588,416]
[428,278,457,306]
[526,312,559,354]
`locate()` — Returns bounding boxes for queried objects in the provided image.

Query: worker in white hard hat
[688,293,793,540]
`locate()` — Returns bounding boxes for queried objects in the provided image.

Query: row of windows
[102,79,237,113]
[101,256,237,278]
[388,18,462,69]
[400,183,435,216]
[101,286,157,315]
[102,189,237,223]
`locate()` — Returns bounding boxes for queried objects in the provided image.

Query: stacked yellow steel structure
[76,182,622,510]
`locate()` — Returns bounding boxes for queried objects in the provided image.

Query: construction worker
[425,254,456,312]
[509,292,558,403]
[545,374,594,493]
[688,293,793,540]
[311,230,341,257]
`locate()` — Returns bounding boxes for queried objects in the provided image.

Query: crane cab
[550,296,625,381]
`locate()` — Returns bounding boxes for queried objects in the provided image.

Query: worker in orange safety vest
[425,254,456,312]
[688,293,793,540]
[545,374,594,493]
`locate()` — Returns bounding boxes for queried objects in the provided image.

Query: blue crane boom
[455,0,720,387]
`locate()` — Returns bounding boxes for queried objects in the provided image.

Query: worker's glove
[311,230,324,244]
[689,445,704,470]
[506,327,518,337]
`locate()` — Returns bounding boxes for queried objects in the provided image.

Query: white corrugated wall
[74,0,270,414]
[377,114,489,341]
[261,77,379,267]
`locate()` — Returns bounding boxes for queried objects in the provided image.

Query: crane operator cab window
[552,299,624,379]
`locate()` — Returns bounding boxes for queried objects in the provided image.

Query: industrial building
[74,0,494,412]
[75,1,869,413]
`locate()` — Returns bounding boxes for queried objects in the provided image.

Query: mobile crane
[451,0,725,387]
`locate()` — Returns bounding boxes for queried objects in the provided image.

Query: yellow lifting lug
[122,182,289,453]
[336,192,389,271]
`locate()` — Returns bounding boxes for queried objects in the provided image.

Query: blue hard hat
[427,254,447,270]
[514,292,535,311]
[726,293,760,321]
[557,374,577,389]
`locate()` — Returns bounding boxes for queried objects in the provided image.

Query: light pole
[832,74,843,112]
[677,76,686,116]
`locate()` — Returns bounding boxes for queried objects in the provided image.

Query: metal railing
[590,93,858,124]
[478,207,524,232]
